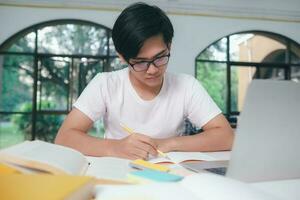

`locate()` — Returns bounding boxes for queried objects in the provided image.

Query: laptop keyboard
[205,167,227,175]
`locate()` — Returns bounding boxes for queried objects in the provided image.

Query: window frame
[0,19,118,140]
[195,30,300,127]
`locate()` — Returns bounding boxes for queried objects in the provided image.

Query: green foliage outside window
[12,102,63,142]
[196,39,238,115]
[196,62,227,113]
[0,21,114,147]
[0,55,33,112]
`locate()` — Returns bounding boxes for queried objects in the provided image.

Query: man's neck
[129,73,163,101]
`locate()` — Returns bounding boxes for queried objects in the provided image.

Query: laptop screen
[226,80,300,182]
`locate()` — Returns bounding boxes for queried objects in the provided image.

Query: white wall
[0,5,300,75]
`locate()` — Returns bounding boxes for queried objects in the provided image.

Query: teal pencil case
[127,169,183,183]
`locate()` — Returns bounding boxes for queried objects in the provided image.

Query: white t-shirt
[73,68,221,139]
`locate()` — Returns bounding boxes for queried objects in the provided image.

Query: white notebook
[149,151,230,164]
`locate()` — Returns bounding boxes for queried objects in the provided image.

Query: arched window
[0,20,121,147]
[196,31,300,127]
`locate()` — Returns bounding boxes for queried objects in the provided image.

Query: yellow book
[0,163,21,175]
[0,141,131,186]
[0,174,95,200]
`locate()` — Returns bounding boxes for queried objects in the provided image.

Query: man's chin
[145,78,163,88]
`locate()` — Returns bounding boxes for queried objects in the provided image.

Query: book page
[203,151,231,161]
[0,140,88,175]
[149,152,217,164]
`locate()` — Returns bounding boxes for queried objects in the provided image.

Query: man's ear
[117,53,127,64]
[167,43,172,51]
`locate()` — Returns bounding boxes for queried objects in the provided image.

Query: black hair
[112,2,174,61]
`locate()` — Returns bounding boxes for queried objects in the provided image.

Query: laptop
[183,80,300,182]
[226,79,300,182]
[180,160,228,175]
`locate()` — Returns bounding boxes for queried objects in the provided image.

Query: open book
[149,151,231,164]
[0,140,89,175]
[95,173,278,200]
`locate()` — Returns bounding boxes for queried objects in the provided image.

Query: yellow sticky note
[130,159,170,172]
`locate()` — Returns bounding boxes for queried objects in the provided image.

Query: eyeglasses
[128,53,170,72]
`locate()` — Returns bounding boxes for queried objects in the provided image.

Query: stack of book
[0,140,125,200]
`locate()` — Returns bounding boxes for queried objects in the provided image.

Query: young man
[55,3,233,160]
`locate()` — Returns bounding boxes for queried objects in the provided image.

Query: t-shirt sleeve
[185,77,222,128]
[73,73,106,122]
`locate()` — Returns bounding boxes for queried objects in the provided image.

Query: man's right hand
[111,133,158,160]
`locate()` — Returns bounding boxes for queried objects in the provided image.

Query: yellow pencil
[120,123,170,160]
[120,123,134,135]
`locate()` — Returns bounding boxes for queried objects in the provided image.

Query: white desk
[251,179,300,200]
[85,154,300,200]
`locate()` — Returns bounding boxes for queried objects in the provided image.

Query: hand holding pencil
[120,123,171,160]
[111,123,158,160]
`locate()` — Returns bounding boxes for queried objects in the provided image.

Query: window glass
[0,55,34,112]
[198,37,227,61]
[291,43,300,64]
[0,20,116,144]
[196,62,227,113]
[35,114,65,142]
[230,33,287,63]
[230,66,285,112]
[196,31,300,125]
[88,119,105,138]
[6,31,36,53]
[0,114,28,149]
[109,36,117,56]
[38,24,108,55]
[291,66,300,82]
[38,57,70,111]
[109,57,123,71]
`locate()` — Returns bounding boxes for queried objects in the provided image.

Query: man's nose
[146,63,159,74]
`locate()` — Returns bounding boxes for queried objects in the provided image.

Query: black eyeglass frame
[128,53,171,72]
